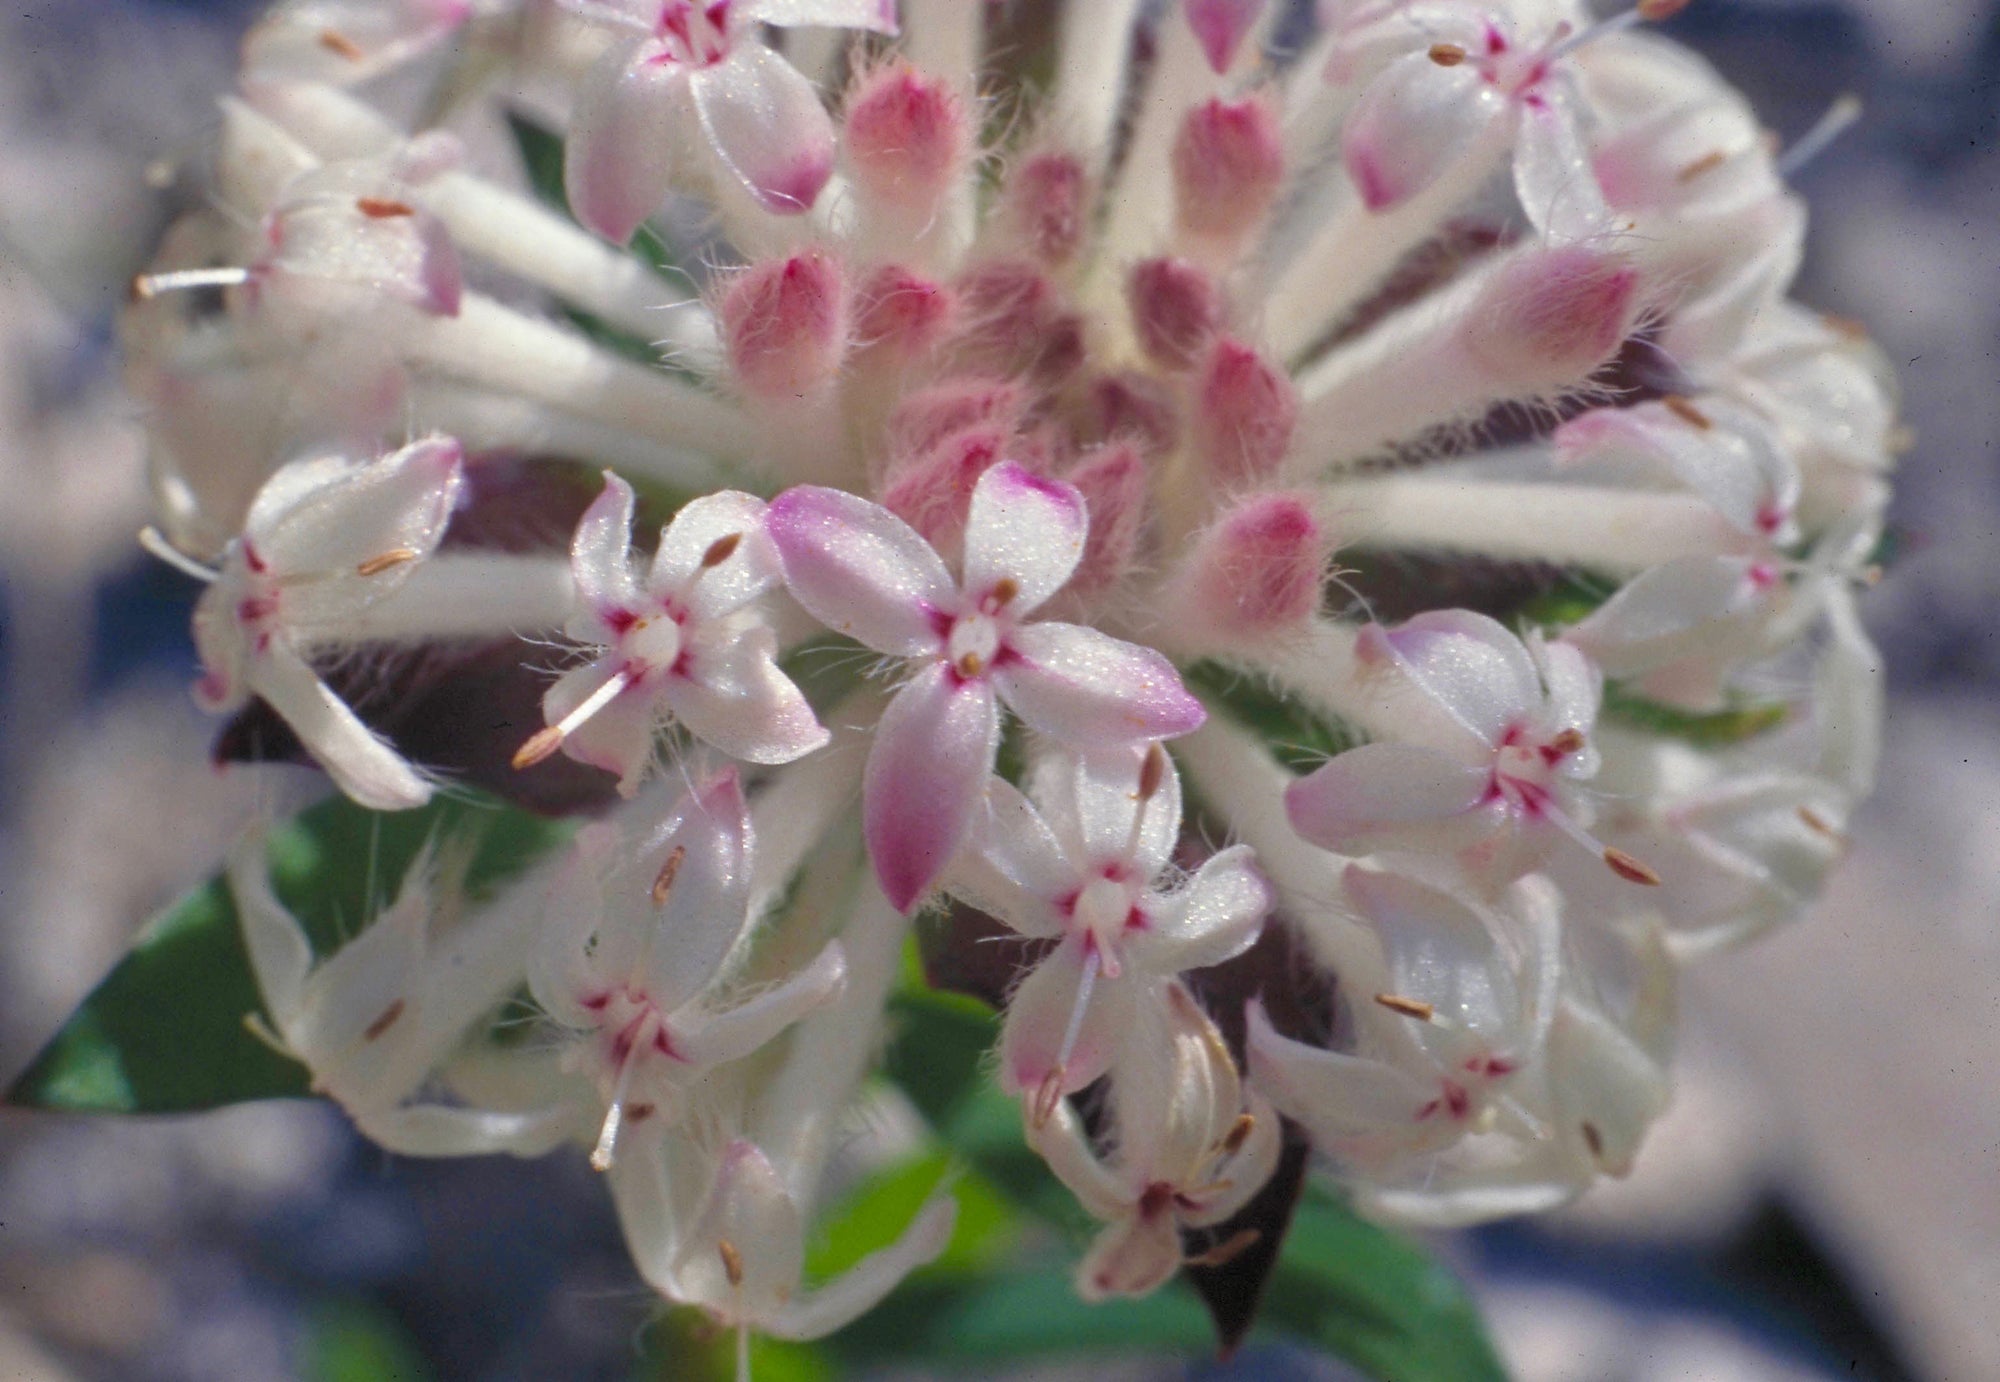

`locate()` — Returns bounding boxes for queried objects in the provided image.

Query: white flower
[191,437,463,809]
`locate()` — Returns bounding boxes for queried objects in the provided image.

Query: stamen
[988,577,1020,609]
[356,547,420,577]
[651,845,688,906]
[1219,1113,1257,1159]
[1548,0,1688,63]
[138,526,220,583]
[1663,395,1712,429]
[361,999,406,1042]
[718,1237,745,1288]
[590,1012,655,1172]
[356,197,416,219]
[955,651,984,678]
[1185,1228,1261,1268]
[1548,727,1587,755]
[699,532,743,569]
[1428,42,1466,66]
[1137,742,1168,801]
[1053,948,1102,1081]
[1031,1067,1066,1130]
[1777,94,1861,179]
[1796,805,1841,839]
[1374,992,1435,1021]
[1580,1120,1605,1158]
[1675,149,1730,184]
[129,266,252,301]
[317,28,366,60]
[1603,846,1662,886]
[512,669,634,769]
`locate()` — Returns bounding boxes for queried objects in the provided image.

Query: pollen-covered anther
[1031,1066,1067,1130]
[700,532,743,569]
[1375,992,1436,1021]
[355,546,420,577]
[1664,395,1713,428]
[318,27,365,61]
[1428,42,1468,66]
[651,845,688,906]
[1675,149,1730,183]
[1186,1228,1261,1269]
[1638,0,1694,20]
[511,726,566,771]
[1171,95,1285,253]
[1549,727,1587,756]
[1219,1111,1257,1157]
[1603,846,1662,886]
[361,999,406,1042]
[1137,743,1169,802]
[718,1238,745,1290]
[356,197,416,219]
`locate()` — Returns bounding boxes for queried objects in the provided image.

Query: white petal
[961,461,1086,614]
[1360,610,1542,748]
[253,641,433,810]
[1246,1004,1434,1146]
[1513,79,1608,241]
[767,1198,957,1342]
[256,437,463,585]
[996,624,1205,747]
[668,622,829,765]
[649,490,780,621]
[646,771,756,1011]
[670,1140,806,1322]
[676,941,845,1066]
[746,0,899,32]
[1341,52,1504,212]
[1284,742,1491,855]
[1131,846,1270,976]
[690,45,836,216]
[1076,1215,1183,1302]
[1057,744,1182,877]
[767,484,955,657]
[1024,1099,1130,1221]
[957,777,1073,938]
[225,830,313,1027]
[1343,865,1517,1043]
[997,944,1139,1097]
[571,472,643,615]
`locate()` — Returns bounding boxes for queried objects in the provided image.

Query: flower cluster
[123,0,1893,1358]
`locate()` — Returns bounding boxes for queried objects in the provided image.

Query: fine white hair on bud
[115,0,1896,1354]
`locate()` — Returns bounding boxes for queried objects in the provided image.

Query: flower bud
[844,60,971,219]
[719,250,849,400]
[1174,492,1328,638]
[1172,95,1285,252]
[852,264,955,367]
[1127,256,1220,371]
[1192,337,1297,486]
[1462,245,1642,395]
[1065,441,1150,596]
[1000,150,1092,266]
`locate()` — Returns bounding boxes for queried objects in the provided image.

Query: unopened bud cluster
[123,0,1893,1356]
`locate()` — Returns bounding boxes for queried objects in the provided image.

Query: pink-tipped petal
[1362,609,1543,747]
[1284,741,1491,854]
[691,45,836,215]
[566,43,687,244]
[962,461,1087,613]
[997,623,1204,747]
[767,485,956,656]
[1341,52,1502,212]
[865,662,999,911]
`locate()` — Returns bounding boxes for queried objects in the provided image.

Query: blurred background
[0,1,1994,1377]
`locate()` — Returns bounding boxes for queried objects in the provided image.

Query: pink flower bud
[1192,337,1297,487]
[1000,150,1092,266]
[1127,256,1220,370]
[1186,0,1267,74]
[1177,492,1328,636]
[719,250,849,400]
[1462,246,1643,395]
[852,264,955,365]
[951,260,1085,382]
[881,426,1010,551]
[844,60,970,217]
[1077,372,1181,460]
[1064,441,1150,596]
[885,379,1026,463]
[1172,95,1285,250]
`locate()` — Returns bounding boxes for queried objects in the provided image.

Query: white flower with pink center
[514,473,826,793]
[560,0,899,240]
[768,460,1206,911]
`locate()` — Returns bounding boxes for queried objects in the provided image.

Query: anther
[356,197,416,219]
[955,652,984,679]
[362,999,406,1042]
[1428,42,1467,66]
[1219,1113,1256,1158]
[651,845,687,906]
[1031,1067,1065,1130]
[1580,1120,1605,1157]
[1663,395,1712,429]
[512,726,565,770]
[1797,805,1840,838]
[1603,846,1662,886]
[1675,149,1730,183]
[1137,742,1168,802]
[718,1238,745,1289]
[1549,727,1587,755]
[318,28,366,60]
[1375,992,1436,1021]
[699,532,742,569]
[1186,1229,1261,1269]
[356,547,420,577]
[1636,0,1691,19]
[988,577,1019,609]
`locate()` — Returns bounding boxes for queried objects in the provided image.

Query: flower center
[1074,876,1134,953]
[945,611,1002,679]
[625,613,684,672]
[653,0,732,67]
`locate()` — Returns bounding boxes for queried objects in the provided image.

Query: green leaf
[1259,1188,1509,1382]
[1602,684,1790,746]
[1185,661,1362,772]
[7,792,571,1113]
[808,1148,1015,1281]
[305,1301,436,1382]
